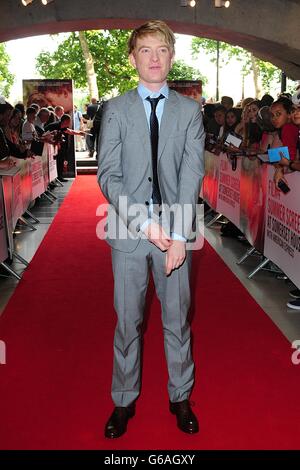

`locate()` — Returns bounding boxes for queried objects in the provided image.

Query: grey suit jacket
[97,88,205,252]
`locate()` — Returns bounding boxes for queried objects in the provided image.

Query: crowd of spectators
[0,96,85,182]
[204,91,299,170]
[203,88,300,310]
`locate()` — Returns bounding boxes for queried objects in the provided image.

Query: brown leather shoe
[169,400,199,434]
[104,405,135,439]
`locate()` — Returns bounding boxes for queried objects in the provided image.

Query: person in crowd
[46,110,57,126]
[30,103,40,113]
[241,97,255,109]
[45,113,84,182]
[73,105,85,152]
[98,20,204,439]
[219,108,241,143]
[221,95,234,110]
[234,101,250,137]
[202,103,215,130]
[54,105,64,121]
[86,98,100,158]
[0,157,15,170]
[14,102,26,125]
[22,106,38,145]
[35,107,50,136]
[0,100,13,160]
[260,94,274,108]
[256,106,281,152]
[91,100,104,160]
[45,113,72,182]
[244,100,263,150]
[206,104,226,138]
[5,108,22,145]
[270,98,298,160]
[0,100,29,160]
[278,92,292,101]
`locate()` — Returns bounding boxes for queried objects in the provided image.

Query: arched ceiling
[1,0,299,79]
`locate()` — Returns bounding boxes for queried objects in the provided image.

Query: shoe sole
[287,302,300,310]
[289,292,300,299]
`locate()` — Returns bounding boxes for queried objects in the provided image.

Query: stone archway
[0,0,299,79]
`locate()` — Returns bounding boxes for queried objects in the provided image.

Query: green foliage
[191,37,281,92]
[0,43,14,97]
[36,30,137,97]
[36,31,206,97]
[168,60,207,85]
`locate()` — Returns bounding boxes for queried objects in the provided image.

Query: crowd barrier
[0,144,58,275]
[203,150,300,289]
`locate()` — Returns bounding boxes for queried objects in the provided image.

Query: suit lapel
[158,90,178,160]
[126,89,151,156]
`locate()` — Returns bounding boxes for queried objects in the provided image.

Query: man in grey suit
[98,20,205,438]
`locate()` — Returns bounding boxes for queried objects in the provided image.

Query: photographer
[45,114,72,182]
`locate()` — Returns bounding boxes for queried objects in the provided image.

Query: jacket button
[148,177,152,182]
[145,201,149,206]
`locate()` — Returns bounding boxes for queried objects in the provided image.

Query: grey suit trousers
[111,239,194,407]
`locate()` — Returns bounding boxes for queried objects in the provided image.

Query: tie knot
[146,94,165,111]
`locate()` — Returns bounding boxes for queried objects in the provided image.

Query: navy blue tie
[146,94,165,206]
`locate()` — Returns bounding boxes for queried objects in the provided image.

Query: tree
[36,30,137,97]
[78,31,98,99]
[191,38,280,98]
[0,44,14,98]
[168,59,207,85]
[36,31,206,98]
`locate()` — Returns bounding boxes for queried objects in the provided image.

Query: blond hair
[128,20,175,55]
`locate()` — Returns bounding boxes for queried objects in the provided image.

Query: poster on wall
[23,79,75,178]
[167,80,203,105]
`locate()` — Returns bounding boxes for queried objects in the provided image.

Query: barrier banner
[41,145,50,189]
[203,151,219,210]
[11,172,23,229]
[0,166,20,252]
[10,158,32,223]
[216,152,241,228]
[47,144,58,182]
[239,158,268,253]
[0,180,8,263]
[264,167,300,289]
[31,156,45,200]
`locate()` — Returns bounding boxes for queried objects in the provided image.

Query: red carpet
[1,175,300,449]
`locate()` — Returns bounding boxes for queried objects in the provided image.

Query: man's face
[61,118,71,129]
[129,33,174,91]
[56,107,65,118]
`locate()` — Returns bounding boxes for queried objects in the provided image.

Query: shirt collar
[137,83,169,101]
